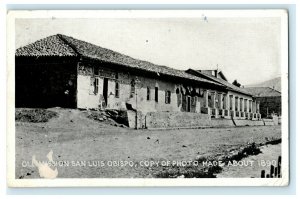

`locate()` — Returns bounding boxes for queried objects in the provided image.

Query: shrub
[15,109,58,123]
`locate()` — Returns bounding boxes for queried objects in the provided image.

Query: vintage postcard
[7,10,289,187]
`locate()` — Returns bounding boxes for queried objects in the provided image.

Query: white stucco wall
[77,75,104,109]
[76,63,255,114]
[76,63,188,112]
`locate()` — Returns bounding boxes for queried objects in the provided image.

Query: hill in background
[245,77,281,92]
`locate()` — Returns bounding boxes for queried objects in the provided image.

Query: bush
[15,109,58,123]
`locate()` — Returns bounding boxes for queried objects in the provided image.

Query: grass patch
[15,109,58,123]
[222,142,262,164]
[266,139,282,145]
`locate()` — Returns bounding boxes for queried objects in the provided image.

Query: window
[192,96,197,106]
[93,66,99,76]
[94,78,99,95]
[155,87,158,102]
[130,79,135,98]
[165,90,171,104]
[115,73,119,98]
[222,95,225,109]
[90,77,99,95]
[208,93,212,108]
[115,82,119,98]
[147,87,151,101]
[176,88,182,106]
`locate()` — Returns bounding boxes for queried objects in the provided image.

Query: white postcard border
[7,9,289,187]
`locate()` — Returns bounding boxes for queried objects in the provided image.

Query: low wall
[262,118,275,126]
[271,115,279,125]
[210,118,235,127]
[127,110,145,129]
[126,110,278,129]
[145,111,211,129]
[234,119,264,126]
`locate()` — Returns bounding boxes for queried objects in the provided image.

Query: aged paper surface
[7,10,289,187]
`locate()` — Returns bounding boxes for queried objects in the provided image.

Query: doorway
[103,78,108,104]
[187,96,191,112]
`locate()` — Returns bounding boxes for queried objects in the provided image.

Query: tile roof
[15,35,77,57]
[186,69,253,96]
[16,34,222,86]
[244,87,281,97]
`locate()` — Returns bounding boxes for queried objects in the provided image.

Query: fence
[261,156,281,178]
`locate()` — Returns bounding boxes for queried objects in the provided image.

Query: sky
[15,17,282,85]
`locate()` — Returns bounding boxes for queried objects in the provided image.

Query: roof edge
[186,68,253,97]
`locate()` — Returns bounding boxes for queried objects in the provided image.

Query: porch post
[237,97,240,112]
[219,93,223,109]
[241,98,244,112]
[224,94,229,110]
[246,99,249,112]
[241,98,245,118]
[204,90,209,108]
[212,92,216,108]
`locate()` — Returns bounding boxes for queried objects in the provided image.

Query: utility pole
[135,91,138,129]
[134,77,140,130]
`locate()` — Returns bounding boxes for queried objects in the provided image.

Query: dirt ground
[15,108,282,179]
[217,144,281,178]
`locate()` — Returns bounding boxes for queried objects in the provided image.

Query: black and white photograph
[6,10,289,187]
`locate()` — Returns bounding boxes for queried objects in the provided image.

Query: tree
[232,79,241,87]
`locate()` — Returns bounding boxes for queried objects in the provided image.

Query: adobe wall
[77,74,103,109]
[76,62,204,113]
[145,111,211,129]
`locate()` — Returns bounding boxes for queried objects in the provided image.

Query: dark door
[187,96,191,112]
[103,78,108,104]
[155,87,158,102]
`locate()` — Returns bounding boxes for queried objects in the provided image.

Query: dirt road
[15,108,281,178]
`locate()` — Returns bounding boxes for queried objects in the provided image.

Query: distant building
[186,69,260,120]
[15,34,262,128]
[244,87,281,118]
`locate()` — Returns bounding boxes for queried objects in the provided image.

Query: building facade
[186,69,261,120]
[244,87,281,118]
[15,34,262,127]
